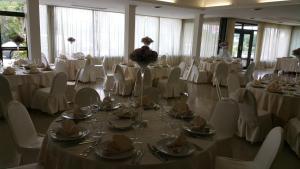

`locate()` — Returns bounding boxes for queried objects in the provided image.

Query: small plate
[155,138,196,157]
[95,145,135,160]
[62,110,93,120]
[183,125,216,136]
[99,103,121,111]
[49,127,89,141]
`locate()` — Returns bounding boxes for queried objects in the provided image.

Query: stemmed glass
[131,110,143,143]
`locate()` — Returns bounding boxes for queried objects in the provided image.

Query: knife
[147,143,168,162]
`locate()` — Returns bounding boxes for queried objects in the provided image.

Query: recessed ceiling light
[154,6,162,8]
[258,0,289,3]
[199,1,232,7]
[156,0,176,3]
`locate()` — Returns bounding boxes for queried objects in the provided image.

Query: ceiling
[40,0,300,25]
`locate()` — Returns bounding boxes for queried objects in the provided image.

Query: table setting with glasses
[246,75,300,125]
[39,95,217,169]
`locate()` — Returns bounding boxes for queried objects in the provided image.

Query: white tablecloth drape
[64,59,86,80]
[120,65,171,81]
[275,57,300,73]
[199,60,242,74]
[3,69,56,107]
[39,108,217,169]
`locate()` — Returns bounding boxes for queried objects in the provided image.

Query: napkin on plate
[171,102,193,117]
[267,81,282,93]
[190,116,207,131]
[72,105,85,118]
[3,67,16,75]
[102,96,113,109]
[56,120,80,137]
[13,59,28,67]
[167,134,188,153]
[100,134,133,156]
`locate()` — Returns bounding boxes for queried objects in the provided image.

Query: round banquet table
[246,82,300,125]
[275,57,300,73]
[2,69,56,107]
[64,59,86,80]
[39,105,217,169]
[199,60,242,74]
[120,64,171,81]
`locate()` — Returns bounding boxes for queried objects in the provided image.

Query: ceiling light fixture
[156,0,176,3]
[258,0,289,3]
[199,0,232,7]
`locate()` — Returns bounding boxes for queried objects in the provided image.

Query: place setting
[182,116,216,137]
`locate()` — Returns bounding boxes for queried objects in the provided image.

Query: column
[124,4,136,63]
[26,0,42,64]
[192,13,204,58]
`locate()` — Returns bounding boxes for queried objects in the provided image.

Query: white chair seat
[285,117,300,157]
[215,156,254,169]
[9,163,43,169]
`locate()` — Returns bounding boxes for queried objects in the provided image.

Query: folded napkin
[253,79,262,86]
[72,52,85,60]
[114,107,137,119]
[29,65,39,73]
[171,102,193,117]
[267,81,282,93]
[100,135,133,156]
[14,59,28,67]
[59,54,67,60]
[167,134,187,153]
[57,120,79,137]
[101,96,113,109]
[3,67,16,75]
[190,116,206,131]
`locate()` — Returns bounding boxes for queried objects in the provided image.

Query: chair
[31,72,69,114]
[74,87,100,107]
[215,127,283,169]
[188,64,210,83]
[78,58,96,83]
[113,64,134,96]
[158,67,182,98]
[238,62,255,86]
[7,101,44,164]
[227,73,241,100]
[236,89,272,143]
[0,75,14,118]
[285,117,300,157]
[103,57,115,91]
[209,99,240,141]
[66,68,82,102]
[213,62,229,100]
[8,163,43,169]
[133,67,152,96]
[54,61,67,74]
[178,61,186,77]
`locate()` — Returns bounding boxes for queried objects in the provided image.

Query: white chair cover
[0,75,13,118]
[103,57,115,91]
[227,73,241,100]
[74,87,100,107]
[285,117,300,157]
[209,99,239,141]
[31,72,69,114]
[66,68,82,102]
[178,61,186,77]
[237,89,272,142]
[55,61,67,74]
[41,53,50,67]
[214,62,229,86]
[114,65,134,96]
[158,67,182,98]
[8,163,43,169]
[238,62,255,86]
[133,67,152,96]
[7,101,43,163]
[71,52,85,60]
[78,58,96,83]
[215,127,283,169]
[188,65,210,83]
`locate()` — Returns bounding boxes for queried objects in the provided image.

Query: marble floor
[0,75,300,169]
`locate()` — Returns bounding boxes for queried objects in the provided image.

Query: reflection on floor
[0,74,299,168]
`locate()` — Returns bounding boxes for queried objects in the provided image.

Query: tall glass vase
[138,65,147,127]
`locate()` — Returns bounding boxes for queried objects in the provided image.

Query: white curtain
[135,15,159,51]
[159,18,182,57]
[94,11,124,58]
[39,5,49,60]
[54,7,94,57]
[200,20,220,58]
[289,27,300,55]
[260,24,292,67]
[181,20,194,57]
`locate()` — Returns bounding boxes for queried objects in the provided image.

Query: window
[39,5,49,59]
[200,20,219,57]
[181,20,194,56]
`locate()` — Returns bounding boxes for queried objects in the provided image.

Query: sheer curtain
[181,20,194,57]
[200,20,220,58]
[289,27,300,55]
[135,15,159,51]
[39,5,49,60]
[260,24,292,67]
[54,7,93,57]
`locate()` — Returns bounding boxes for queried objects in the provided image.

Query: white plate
[183,125,216,136]
[49,127,89,141]
[156,138,196,157]
[99,103,121,111]
[62,110,93,120]
[95,145,135,160]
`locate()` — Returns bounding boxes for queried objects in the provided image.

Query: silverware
[80,139,100,157]
[147,144,167,162]
[78,140,97,145]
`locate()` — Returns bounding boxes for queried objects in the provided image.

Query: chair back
[135,67,152,88]
[168,67,181,83]
[75,87,100,107]
[227,73,241,96]
[245,62,255,82]
[178,61,186,75]
[209,99,239,140]
[254,127,283,169]
[55,61,67,74]
[240,89,259,123]
[7,101,38,149]
[0,75,13,118]
[50,72,67,95]
[74,68,82,87]
[41,53,49,66]
[114,64,125,82]
[214,62,229,84]
[102,57,109,75]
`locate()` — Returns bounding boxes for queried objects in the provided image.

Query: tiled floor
[0,72,300,168]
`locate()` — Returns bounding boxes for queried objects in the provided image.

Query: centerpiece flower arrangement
[130,37,158,125]
[219,41,228,49]
[67,37,76,56]
[12,35,25,50]
[218,41,231,58]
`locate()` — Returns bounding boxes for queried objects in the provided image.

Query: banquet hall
[1,0,300,168]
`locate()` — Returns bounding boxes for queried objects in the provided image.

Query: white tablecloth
[39,107,217,169]
[199,61,242,74]
[120,65,171,81]
[246,82,300,125]
[2,69,56,107]
[275,57,300,73]
[64,59,86,80]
